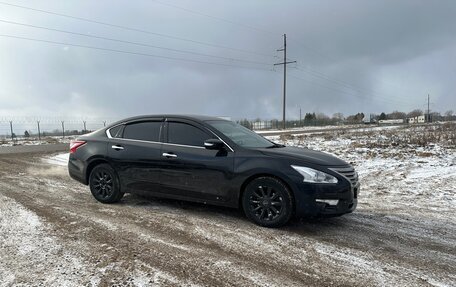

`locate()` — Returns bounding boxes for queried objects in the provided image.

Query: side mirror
[204,139,224,150]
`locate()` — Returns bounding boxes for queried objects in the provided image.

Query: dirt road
[0,150,455,286]
[0,143,68,154]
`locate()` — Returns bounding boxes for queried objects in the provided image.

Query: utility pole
[61,121,65,138]
[274,34,296,130]
[83,120,87,132]
[9,121,13,141]
[299,106,302,127]
[427,94,431,123]
[37,121,41,141]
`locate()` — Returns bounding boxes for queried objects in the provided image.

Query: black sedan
[68,115,359,227]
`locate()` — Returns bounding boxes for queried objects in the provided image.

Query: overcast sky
[1,0,455,122]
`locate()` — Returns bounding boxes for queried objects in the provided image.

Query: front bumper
[316,197,358,217]
[294,180,359,218]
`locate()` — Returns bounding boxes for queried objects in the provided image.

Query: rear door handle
[162,152,177,158]
[111,145,124,151]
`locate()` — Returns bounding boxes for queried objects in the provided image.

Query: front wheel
[89,164,124,203]
[242,177,293,227]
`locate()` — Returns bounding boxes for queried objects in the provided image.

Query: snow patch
[44,153,69,166]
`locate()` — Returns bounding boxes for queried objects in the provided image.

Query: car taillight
[70,140,86,154]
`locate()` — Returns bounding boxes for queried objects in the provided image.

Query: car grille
[330,166,358,186]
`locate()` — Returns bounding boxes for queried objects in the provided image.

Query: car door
[159,119,235,202]
[107,119,164,193]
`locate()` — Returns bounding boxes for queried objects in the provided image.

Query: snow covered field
[0,123,455,286]
[0,135,75,147]
[44,153,70,166]
[267,123,456,216]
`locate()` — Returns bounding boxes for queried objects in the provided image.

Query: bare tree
[316,113,329,120]
[332,113,344,121]
[346,113,365,123]
[406,109,423,118]
[430,112,441,122]
[387,111,406,119]
[445,110,454,120]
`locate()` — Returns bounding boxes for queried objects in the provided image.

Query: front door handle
[111,145,124,151]
[162,152,177,158]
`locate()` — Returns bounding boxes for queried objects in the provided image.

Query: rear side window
[168,122,211,147]
[123,121,162,142]
[108,125,123,138]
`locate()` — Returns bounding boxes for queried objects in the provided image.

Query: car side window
[167,122,211,147]
[123,121,162,142]
[108,125,123,138]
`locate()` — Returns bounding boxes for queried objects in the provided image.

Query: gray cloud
[0,0,455,122]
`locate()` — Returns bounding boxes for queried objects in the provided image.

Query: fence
[238,119,346,130]
[0,117,351,139]
[0,117,120,143]
[3,116,452,144]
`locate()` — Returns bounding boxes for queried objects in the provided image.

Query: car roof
[108,114,230,127]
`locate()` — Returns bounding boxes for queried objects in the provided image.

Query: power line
[287,72,410,107]
[1,0,366,67]
[149,0,341,70]
[0,1,274,58]
[0,19,271,66]
[286,36,339,64]
[0,34,274,70]
[290,72,409,107]
[0,1,416,110]
[0,0,418,102]
[150,0,276,35]
[147,1,412,107]
[288,73,363,98]
[288,36,422,95]
[293,66,409,104]
[149,0,341,63]
[148,1,338,64]
[149,0,348,66]
[0,33,409,107]
[148,0,348,71]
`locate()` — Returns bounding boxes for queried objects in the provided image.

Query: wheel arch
[85,158,111,184]
[238,173,296,213]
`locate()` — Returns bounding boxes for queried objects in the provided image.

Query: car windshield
[207,120,276,148]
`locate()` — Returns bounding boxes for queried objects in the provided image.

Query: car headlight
[291,165,338,184]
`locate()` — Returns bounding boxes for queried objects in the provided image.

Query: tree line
[237,109,455,129]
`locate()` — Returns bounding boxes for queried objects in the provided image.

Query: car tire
[89,164,124,203]
[242,176,293,227]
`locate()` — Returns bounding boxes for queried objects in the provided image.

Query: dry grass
[44,137,60,144]
[336,123,454,148]
[283,123,456,161]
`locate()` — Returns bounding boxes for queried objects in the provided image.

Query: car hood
[260,146,348,166]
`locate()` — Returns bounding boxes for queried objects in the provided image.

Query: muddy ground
[0,149,455,287]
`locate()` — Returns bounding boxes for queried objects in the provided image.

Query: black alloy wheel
[89,164,124,203]
[242,177,293,227]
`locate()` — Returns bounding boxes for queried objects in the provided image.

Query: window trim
[106,123,124,139]
[107,119,163,142]
[204,126,235,152]
[105,118,234,152]
[165,119,234,152]
[165,121,212,148]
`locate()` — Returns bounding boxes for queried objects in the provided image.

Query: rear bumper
[68,156,88,185]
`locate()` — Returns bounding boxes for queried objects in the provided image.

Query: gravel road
[0,143,68,154]
[0,149,454,286]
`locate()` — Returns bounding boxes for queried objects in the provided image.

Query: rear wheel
[89,164,124,203]
[242,177,293,227]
